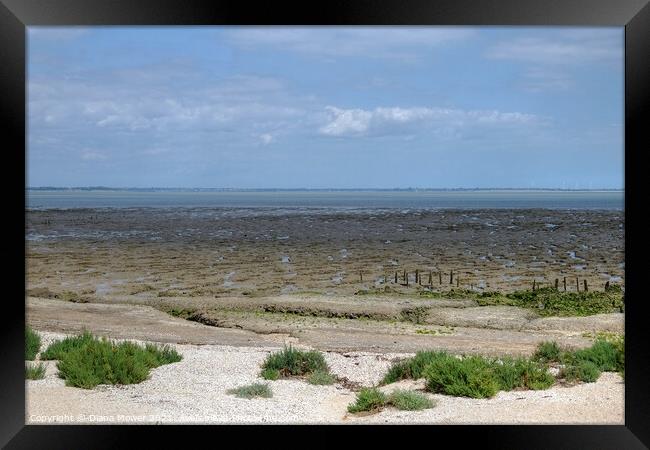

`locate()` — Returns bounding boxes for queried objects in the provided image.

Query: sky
[27,26,624,189]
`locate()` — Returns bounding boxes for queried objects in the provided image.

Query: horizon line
[26,186,624,191]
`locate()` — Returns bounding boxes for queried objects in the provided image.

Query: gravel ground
[26,331,624,425]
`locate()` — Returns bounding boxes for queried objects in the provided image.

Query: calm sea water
[26,190,624,210]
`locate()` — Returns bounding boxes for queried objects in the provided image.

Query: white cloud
[81,150,107,161]
[319,106,542,137]
[520,68,573,92]
[225,27,475,60]
[29,72,305,135]
[485,30,622,66]
[259,133,273,145]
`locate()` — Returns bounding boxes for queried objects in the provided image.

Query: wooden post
[405,272,409,287]
[439,272,442,285]
[450,270,453,285]
[360,271,363,282]
[395,271,398,284]
[584,279,588,292]
[428,271,433,286]
[576,277,579,292]
[555,278,559,290]
[532,280,536,291]
[416,269,420,285]
[456,278,459,288]
[563,277,567,291]
[605,281,610,291]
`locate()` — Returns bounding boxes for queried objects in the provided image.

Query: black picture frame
[2,0,648,448]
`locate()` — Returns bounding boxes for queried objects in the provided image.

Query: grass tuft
[387,389,435,411]
[347,387,387,413]
[41,332,182,389]
[496,358,555,390]
[381,351,449,385]
[560,359,601,383]
[308,370,336,385]
[532,341,562,363]
[424,354,499,399]
[260,345,329,379]
[25,327,41,361]
[571,339,623,372]
[261,368,280,380]
[227,383,272,399]
[474,287,624,317]
[383,351,554,399]
[25,362,46,380]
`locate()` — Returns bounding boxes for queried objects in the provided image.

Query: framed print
[1,0,649,448]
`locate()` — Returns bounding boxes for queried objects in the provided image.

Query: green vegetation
[400,306,429,324]
[534,336,625,384]
[532,341,562,363]
[162,307,195,319]
[260,345,330,380]
[424,354,500,398]
[421,354,553,398]
[41,331,96,361]
[347,388,387,413]
[380,338,624,399]
[358,285,624,317]
[381,350,555,399]
[25,327,41,361]
[494,358,555,391]
[381,350,449,385]
[387,390,435,411]
[261,368,280,380]
[471,287,624,317]
[558,337,624,383]
[560,359,601,383]
[25,362,46,380]
[41,332,182,389]
[58,290,89,303]
[308,370,336,385]
[381,337,623,399]
[227,382,272,399]
[347,388,435,414]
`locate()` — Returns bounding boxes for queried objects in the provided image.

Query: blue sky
[27,27,624,189]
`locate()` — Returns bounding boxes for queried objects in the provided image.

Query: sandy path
[26,331,624,425]
[26,297,290,347]
[27,297,612,355]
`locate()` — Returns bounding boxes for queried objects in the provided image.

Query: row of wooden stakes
[357,269,615,292]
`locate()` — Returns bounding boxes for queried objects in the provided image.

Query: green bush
[424,355,499,399]
[572,339,622,372]
[533,341,562,363]
[381,351,449,385]
[227,383,272,399]
[387,390,435,411]
[40,331,96,361]
[42,333,182,389]
[308,370,336,385]
[474,287,624,317]
[560,360,601,383]
[261,368,280,380]
[347,388,387,413]
[261,345,329,378]
[25,327,41,361]
[492,357,554,391]
[25,362,46,380]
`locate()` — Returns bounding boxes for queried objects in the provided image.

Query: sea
[26,189,624,210]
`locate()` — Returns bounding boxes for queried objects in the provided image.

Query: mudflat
[27,208,624,299]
